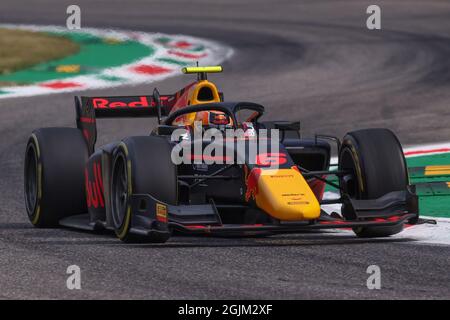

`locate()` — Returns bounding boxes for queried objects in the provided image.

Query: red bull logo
[92,96,153,109]
[85,162,104,208]
[245,168,261,201]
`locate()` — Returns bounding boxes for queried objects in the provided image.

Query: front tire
[110,136,177,243]
[338,128,408,238]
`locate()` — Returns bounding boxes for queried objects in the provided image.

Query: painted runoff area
[0,24,233,99]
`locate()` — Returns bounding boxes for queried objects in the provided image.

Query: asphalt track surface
[0,0,450,299]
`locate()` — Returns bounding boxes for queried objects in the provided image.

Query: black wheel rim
[339,147,360,199]
[24,144,38,217]
[111,153,129,228]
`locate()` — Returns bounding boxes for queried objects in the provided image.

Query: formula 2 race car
[24,66,420,243]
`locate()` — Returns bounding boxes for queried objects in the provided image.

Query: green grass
[0,28,79,85]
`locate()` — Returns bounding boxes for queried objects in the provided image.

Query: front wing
[59,188,422,238]
[125,189,420,237]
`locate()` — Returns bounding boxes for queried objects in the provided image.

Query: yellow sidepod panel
[254,168,321,221]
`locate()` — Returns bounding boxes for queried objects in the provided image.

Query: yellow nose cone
[254,169,321,221]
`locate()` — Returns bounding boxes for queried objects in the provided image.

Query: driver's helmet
[194,110,233,128]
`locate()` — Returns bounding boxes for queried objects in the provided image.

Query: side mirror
[274,121,300,132]
[274,121,301,141]
[155,125,180,136]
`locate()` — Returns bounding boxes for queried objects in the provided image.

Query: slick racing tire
[24,128,88,227]
[111,136,176,243]
[338,128,408,238]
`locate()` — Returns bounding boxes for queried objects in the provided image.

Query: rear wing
[75,89,177,154]
[81,92,175,118]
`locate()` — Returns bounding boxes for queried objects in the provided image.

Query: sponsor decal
[287,201,310,205]
[245,168,262,201]
[92,96,152,109]
[85,162,104,209]
[156,203,168,223]
[268,174,293,178]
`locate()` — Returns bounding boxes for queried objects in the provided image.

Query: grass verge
[0,28,79,83]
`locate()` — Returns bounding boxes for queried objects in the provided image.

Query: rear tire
[24,128,88,227]
[338,128,408,238]
[111,136,176,243]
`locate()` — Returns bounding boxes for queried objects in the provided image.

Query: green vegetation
[0,28,79,85]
